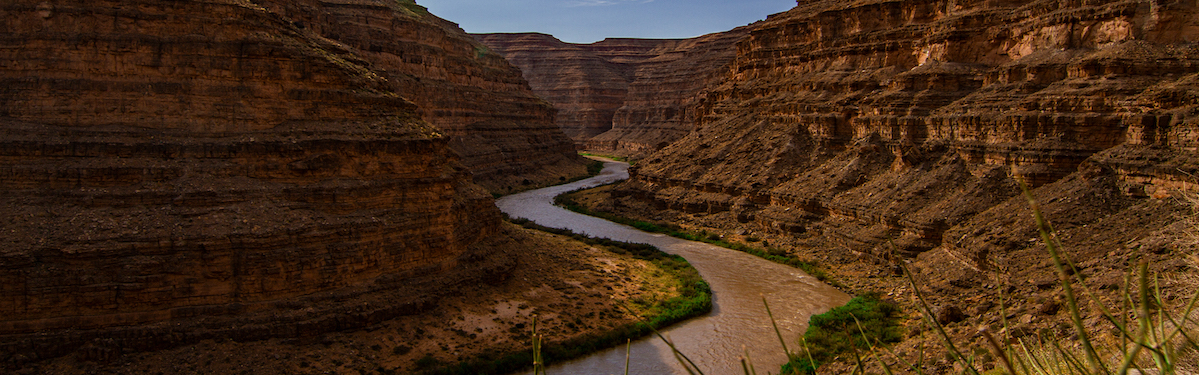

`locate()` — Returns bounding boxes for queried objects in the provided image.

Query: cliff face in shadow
[256,0,588,193]
[475,30,749,155]
[0,0,579,366]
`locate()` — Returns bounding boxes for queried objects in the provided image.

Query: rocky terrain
[475,29,749,155]
[26,223,680,375]
[590,0,1199,371]
[0,0,586,369]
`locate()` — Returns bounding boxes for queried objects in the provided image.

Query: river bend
[496,160,849,375]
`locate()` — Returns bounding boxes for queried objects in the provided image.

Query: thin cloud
[566,0,654,7]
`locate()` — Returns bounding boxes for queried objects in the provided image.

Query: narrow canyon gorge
[2,0,1198,373]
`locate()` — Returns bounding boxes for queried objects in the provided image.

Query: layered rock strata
[473,34,670,145]
[0,0,528,366]
[591,28,751,154]
[256,0,587,192]
[620,0,1199,265]
[475,31,749,154]
[601,2,1199,370]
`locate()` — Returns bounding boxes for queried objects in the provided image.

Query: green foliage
[796,294,903,372]
[414,354,442,370]
[781,358,819,375]
[579,152,629,162]
[395,0,430,16]
[554,189,836,285]
[586,160,605,176]
[473,45,491,60]
[417,216,712,375]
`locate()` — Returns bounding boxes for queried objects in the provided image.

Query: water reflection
[496,160,850,375]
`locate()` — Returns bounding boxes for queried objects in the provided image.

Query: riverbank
[497,160,850,374]
[557,184,838,286]
[29,223,704,375]
[564,173,1199,374]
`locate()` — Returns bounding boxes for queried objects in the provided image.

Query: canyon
[4,0,1199,372]
[475,28,749,155]
[0,0,585,369]
[568,0,1199,372]
[619,0,1199,268]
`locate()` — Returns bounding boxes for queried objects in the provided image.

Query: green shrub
[421,215,712,375]
[796,294,903,372]
[781,358,819,375]
[586,161,604,176]
[579,152,628,162]
[414,354,441,370]
[395,0,430,16]
[554,188,836,285]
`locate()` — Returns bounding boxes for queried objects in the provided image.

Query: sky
[421,0,797,44]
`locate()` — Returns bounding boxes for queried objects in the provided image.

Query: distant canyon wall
[475,29,749,155]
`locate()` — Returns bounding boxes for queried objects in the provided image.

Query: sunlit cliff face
[623,0,1199,257]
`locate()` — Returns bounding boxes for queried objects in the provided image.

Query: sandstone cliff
[475,30,749,155]
[254,0,588,192]
[0,0,534,366]
[608,1,1199,368]
[593,28,752,154]
[473,34,670,146]
[624,0,1199,253]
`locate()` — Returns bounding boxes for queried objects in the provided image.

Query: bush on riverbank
[416,217,712,375]
[580,152,629,162]
[778,191,1199,375]
[782,294,903,374]
[585,160,604,176]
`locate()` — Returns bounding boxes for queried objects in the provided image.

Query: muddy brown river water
[496,160,849,375]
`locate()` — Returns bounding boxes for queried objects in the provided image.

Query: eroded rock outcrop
[475,30,749,154]
[0,0,539,366]
[603,2,1199,369]
[254,0,588,192]
[473,34,669,145]
[622,0,1199,257]
[593,28,751,154]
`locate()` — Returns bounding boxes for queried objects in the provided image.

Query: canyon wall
[0,0,546,366]
[475,30,749,154]
[618,0,1199,283]
[257,0,587,192]
[473,34,671,146]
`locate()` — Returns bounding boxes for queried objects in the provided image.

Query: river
[496,160,850,375]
